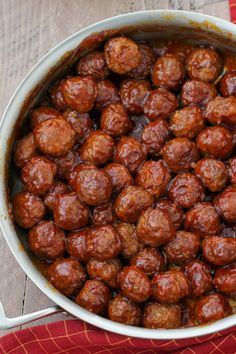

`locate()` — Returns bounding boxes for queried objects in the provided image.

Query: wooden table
[0,0,230,336]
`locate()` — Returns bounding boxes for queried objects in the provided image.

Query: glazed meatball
[170,105,205,139]
[108,294,142,326]
[181,80,217,107]
[86,257,122,288]
[152,53,185,90]
[152,270,189,303]
[104,163,134,194]
[137,207,176,247]
[92,203,116,227]
[79,131,115,166]
[66,228,90,262]
[228,157,236,184]
[143,88,178,121]
[95,79,120,111]
[155,199,184,230]
[12,191,45,229]
[214,263,236,298]
[182,260,212,297]
[104,36,141,75]
[86,225,122,260]
[194,158,229,192]
[186,48,222,82]
[204,96,236,127]
[100,102,131,137]
[202,236,236,266]
[21,156,57,195]
[63,110,94,144]
[47,258,86,296]
[128,44,156,79]
[54,192,89,230]
[30,106,62,130]
[115,137,146,174]
[194,294,232,324]
[197,126,233,160]
[220,70,236,97]
[118,266,152,303]
[143,302,181,329]
[214,185,236,223]
[185,202,221,237]
[61,76,97,113]
[50,80,68,112]
[76,280,111,314]
[14,133,38,168]
[130,247,164,277]
[119,79,150,115]
[115,223,140,259]
[44,181,69,212]
[141,118,171,156]
[34,118,76,157]
[135,160,170,199]
[76,51,110,80]
[114,186,153,223]
[54,150,80,180]
[162,138,199,173]
[28,220,65,260]
[168,173,205,209]
[68,163,97,190]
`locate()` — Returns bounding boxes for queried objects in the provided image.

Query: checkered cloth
[230,0,236,23]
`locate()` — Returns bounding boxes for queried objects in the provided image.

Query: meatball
[162,138,199,173]
[142,302,181,329]
[76,51,110,80]
[30,106,62,130]
[104,163,133,194]
[152,270,189,303]
[181,80,217,107]
[54,150,80,180]
[186,48,222,82]
[152,53,185,90]
[21,156,57,195]
[204,96,236,127]
[141,118,171,157]
[170,105,205,139]
[86,225,122,260]
[168,173,205,209]
[44,181,69,212]
[220,70,236,97]
[214,263,236,298]
[61,76,97,113]
[194,158,229,192]
[115,223,140,259]
[63,110,94,144]
[143,88,178,121]
[214,185,236,223]
[184,202,221,237]
[54,192,89,230]
[14,133,38,169]
[128,44,156,79]
[182,260,212,297]
[137,207,176,247]
[197,126,233,160]
[135,160,170,199]
[130,247,164,277]
[202,236,236,266]
[118,266,152,303]
[28,220,65,260]
[12,191,45,229]
[104,36,141,75]
[47,258,86,296]
[119,79,150,115]
[194,294,232,324]
[66,228,90,262]
[92,203,116,227]
[100,102,131,137]
[114,186,153,223]
[34,118,76,157]
[86,257,122,288]
[76,280,111,314]
[228,157,236,184]
[95,79,120,111]
[108,294,142,326]
[79,131,115,166]
[50,80,68,112]
[114,137,147,174]
[155,199,184,230]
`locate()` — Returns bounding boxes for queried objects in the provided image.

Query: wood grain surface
[0,0,230,336]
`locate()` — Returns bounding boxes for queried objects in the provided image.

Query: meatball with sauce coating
[115,223,140,259]
[92,203,116,227]
[228,157,236,184]
[14,133,38,168]
[108,294,142,326]
[182,260,212,297]
[220,70,236,97]
[50,80,68,112]
[54,150,80,180]
[104,163,133,194]
[44,181,69,212]
[87,257,122,288]
[204,96,236,127]
[30,107,62,130]
[214,185,236,223]
[143,302,182,329]
[144,88,178,121]
[76,51,110,80]
[130,247,164,277]
[194,294,232,324]
[100,102,132,137]
[95,80,120,111]
[214,263,236,298]
[63,110,94,144]
[128,44,156,79]
[66,228,90,262]
[155,199,184,230]
[202,235,236,266]
[181,80,217,107]
[119,79,151,115]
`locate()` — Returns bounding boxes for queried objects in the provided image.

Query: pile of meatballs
[11,35,236,329]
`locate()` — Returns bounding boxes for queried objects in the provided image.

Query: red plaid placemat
[230,0,236,23]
